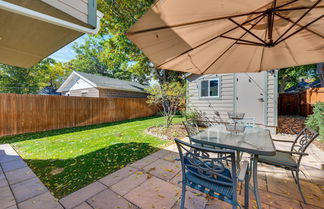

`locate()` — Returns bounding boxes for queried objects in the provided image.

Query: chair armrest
[272,139,294,143]
[277,150,309,156]
[238,160,249,182]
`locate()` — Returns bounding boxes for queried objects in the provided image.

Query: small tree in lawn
[147,82,185,128]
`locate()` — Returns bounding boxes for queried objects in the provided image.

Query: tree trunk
[155,68,167,85]
[279,77,289,93]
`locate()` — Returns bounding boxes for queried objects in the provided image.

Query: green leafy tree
[0,58,58,94]
[146,82,185,128]
[69,36,143,82]
[96,0,185,85]
[46,62,72,89]
[278,64,317,93]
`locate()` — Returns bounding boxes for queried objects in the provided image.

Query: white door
[236,72,265,125]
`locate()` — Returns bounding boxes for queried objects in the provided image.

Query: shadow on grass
[0,115,162,144]
[22,142,160,199]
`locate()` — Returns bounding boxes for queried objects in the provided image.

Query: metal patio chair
[183,120,218,149]
[258,127,319,203]
[182,119,199,139]
[175,138,250,209]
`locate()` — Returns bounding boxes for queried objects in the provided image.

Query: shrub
[305,102,324,140]
[146,82,185,128]
[180,108,200,121]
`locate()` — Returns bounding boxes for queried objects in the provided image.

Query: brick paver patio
[1,135,324,209]
[0,144,63,209]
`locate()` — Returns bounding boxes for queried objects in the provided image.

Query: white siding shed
[187,71,278,133]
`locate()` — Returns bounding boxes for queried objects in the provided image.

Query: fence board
[0,94,157,137]
[279,87,324,116]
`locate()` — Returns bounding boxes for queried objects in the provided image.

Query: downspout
[0,0,101,34]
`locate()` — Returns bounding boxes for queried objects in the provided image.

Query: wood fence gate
[279,88,324,116]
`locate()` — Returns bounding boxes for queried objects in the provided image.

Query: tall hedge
[305,102,324,140]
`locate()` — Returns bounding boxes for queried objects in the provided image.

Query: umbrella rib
[275,5,324,12]
[156,12,266,68]
[220,35,265,46]
[267,0,277,42]
[236,42,265,46]
[128,10,267,35]
[228,18,267,45]
[201,14,266,74]
[275,0,298,9]
[273,0,322,44]
[274,13,324,38]
[275,14,324,45]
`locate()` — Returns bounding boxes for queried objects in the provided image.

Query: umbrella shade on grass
[127,0,324,74]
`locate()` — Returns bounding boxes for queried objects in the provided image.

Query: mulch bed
[147,124,187,140]
[277,115,306,135]
[277,115,324,152]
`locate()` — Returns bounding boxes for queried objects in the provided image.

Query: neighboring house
[186,71,278,133]
[0,0,102,68]
[57,71,148,98]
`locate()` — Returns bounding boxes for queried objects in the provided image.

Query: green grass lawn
[0,116,183,198]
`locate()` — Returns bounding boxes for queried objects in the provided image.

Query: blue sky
[49,35,87,62]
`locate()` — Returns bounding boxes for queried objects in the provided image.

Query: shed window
[81,90,88,97]
[200,78,220,98]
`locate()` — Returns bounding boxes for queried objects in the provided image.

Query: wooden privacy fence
[0,94,158,137]
[279,87,324,116]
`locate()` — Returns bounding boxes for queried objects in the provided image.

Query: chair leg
[291,170,297,184]
[244,171,250,209]
[296,171,306,203]
[180,182,186,209]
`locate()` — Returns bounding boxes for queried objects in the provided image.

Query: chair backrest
[182,120,199,137]
[291,127,319,154]
[175,138,237,188]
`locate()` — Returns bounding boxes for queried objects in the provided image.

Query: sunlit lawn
[0,116,183,198]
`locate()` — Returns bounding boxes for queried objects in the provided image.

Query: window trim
[199,77,221,99]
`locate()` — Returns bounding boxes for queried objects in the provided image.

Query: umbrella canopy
[127,0,324,74]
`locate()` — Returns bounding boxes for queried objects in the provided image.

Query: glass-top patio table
[190,124,276,209]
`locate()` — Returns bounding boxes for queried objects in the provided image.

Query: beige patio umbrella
[127,0,324,74]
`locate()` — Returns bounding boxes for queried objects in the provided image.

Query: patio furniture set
[180,112,319,209]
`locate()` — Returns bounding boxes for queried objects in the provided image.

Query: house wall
[41,0,89,24]
[63,87,99,97]
[69,78,93,90]
[62,88,147,98]
[99,89,148,98]
[187,74,234,121]
[187,71,278,132]
[266,71,278,127]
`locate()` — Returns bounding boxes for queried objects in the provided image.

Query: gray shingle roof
[75,71,147,93]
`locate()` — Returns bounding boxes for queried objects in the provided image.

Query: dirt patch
[50,168,64,175]
[147,124,187,140]
[277,115,306,135]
